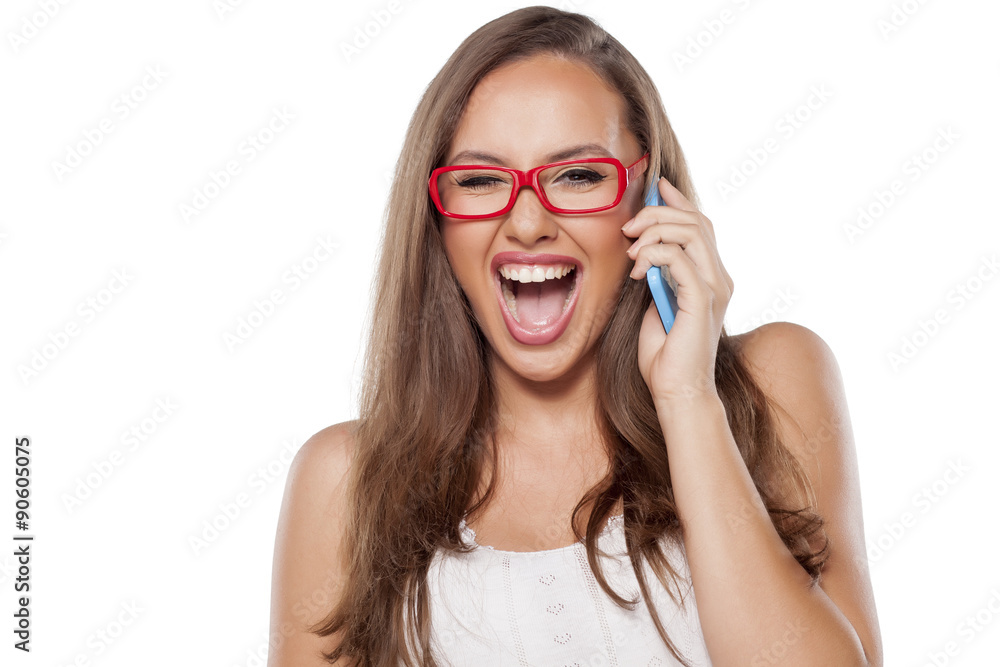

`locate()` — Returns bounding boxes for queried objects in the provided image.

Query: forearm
[656,393,868,666]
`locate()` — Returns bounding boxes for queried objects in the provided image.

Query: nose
[501,183,559,245]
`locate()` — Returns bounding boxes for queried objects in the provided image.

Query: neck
[489,348,605,461]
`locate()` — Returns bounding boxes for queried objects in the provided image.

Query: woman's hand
[621,177,734,405]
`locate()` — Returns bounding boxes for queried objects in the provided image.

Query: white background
[2,0,998,665]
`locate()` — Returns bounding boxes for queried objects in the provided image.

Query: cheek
[584,240,632,308]
[441,223,470,266]
[440,227,458,274]
[441,224,488,291]
[602,228,633,270]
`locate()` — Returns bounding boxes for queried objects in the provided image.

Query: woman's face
[440,53,646,385]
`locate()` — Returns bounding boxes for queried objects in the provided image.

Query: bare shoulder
[731,321,849,496]
[733,321,841,396]
[293,422,358,486]
[732,322,884,665]
[268,421,359,667]
[733,321,848,438]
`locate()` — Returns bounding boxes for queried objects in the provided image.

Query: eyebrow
[447,143,614,166]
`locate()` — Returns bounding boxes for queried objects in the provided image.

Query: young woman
[268,7,882,666]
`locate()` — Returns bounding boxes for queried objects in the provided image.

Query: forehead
[447,54,635,167]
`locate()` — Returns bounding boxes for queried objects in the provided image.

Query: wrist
[652,389,725,418]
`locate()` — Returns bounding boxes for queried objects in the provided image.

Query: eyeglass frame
[428,152,650,220]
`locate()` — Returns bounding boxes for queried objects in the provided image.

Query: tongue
[516,278,570,329]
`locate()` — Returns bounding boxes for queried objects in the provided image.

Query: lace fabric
[423,512,713,666]
[458,513,624,555]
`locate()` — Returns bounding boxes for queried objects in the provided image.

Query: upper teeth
[498,263,576,283]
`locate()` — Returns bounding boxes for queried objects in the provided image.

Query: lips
[490,252,582,345]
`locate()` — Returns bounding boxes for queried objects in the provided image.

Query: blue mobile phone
[643,175,678,334]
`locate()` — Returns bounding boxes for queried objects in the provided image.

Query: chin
[495,339,594,384]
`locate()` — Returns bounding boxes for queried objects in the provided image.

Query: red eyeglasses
[429,153,649,219]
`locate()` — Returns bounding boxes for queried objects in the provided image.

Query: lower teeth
[501,281,518,321]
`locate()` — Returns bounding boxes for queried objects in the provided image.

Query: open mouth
[493,260,581,345]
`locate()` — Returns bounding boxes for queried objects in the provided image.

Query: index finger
[656,176,697,213]
[657,176,717,244]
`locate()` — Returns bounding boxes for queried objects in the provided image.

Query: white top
[421,513,714,666]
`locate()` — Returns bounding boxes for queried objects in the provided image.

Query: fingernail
[621,218,633,232]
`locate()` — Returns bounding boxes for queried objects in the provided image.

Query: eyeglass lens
[436,161,621,216]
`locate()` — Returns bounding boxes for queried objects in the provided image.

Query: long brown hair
[313,6,829,666]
